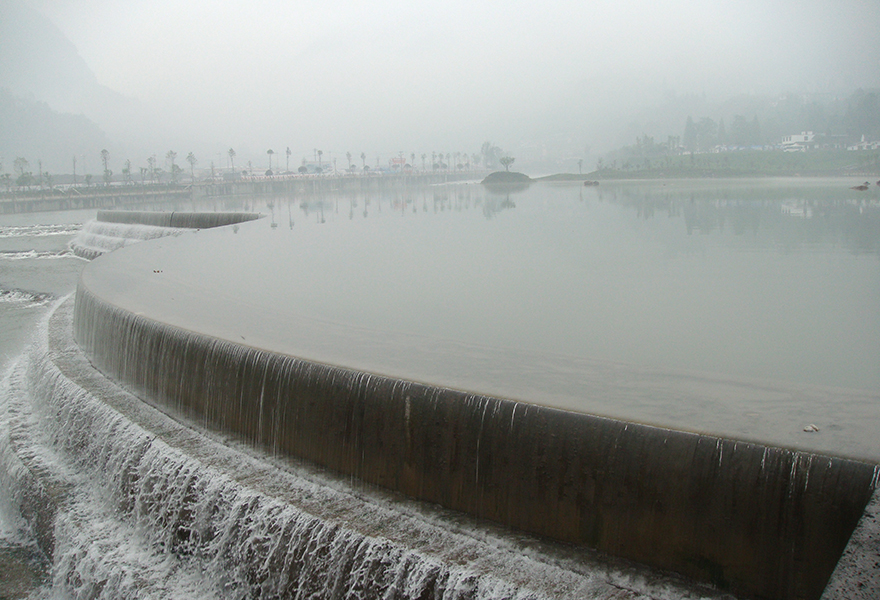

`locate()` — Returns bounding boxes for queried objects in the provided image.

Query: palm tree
[421,153,427,171]
[360,152,366,169]
[228,148,236,175]
[101,149,110,186]
[187,152,198,182]
[286,147,291,172]
[267,149,275,173]
[317,149,323,170]
[346,152,352,171]
[166,150,179,183]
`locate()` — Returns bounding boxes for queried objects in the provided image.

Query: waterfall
[0,297,712,599]
[71,280,879,600]
[69,211,261,259]
[68,220,189,259]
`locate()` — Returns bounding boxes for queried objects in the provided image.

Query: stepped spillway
[69,210,261,259]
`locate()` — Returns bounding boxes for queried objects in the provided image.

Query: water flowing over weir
[73,279,879,600]
[3,299,730,600]
[69,211,261,259]
[8,185,879,599]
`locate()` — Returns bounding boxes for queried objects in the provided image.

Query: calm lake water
[82,177,880,460]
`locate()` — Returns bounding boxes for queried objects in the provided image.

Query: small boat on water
[583,180,599,186]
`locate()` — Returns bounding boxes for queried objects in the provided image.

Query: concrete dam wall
[94,210,262,229]
[73,282,879,600]
[70,210,262,259]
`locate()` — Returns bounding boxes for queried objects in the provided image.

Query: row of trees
[3,141,514,192]
[231,145,506,176]
[2,149,199,192]
[596,89,880,172]
[683,115,762,152]
[682,89,880,153]
[595,89,880,173]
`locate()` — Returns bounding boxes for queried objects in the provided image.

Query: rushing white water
[0,288,54,307]
[69,220,194,259]
[0,298,730,599]
[0,224,83,239]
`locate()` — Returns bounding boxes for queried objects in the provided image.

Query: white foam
[69,221,191,259]
[0,250,79,261]
[0,289,54,307]
[0,224,82,239]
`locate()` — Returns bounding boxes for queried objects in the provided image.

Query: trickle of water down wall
[70,275,880,600]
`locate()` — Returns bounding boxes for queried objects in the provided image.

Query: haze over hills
[0,0,148,172]
[1,0,118,114]
[3,0,880,176]
[0,88,112,175]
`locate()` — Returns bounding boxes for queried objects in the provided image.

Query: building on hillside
[780,131,816,152]
[848,135,880,151]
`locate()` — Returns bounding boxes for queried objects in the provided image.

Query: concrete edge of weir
[72,257,880,600]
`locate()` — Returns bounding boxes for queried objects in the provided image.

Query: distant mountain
[0,0,151,169]
[0,0,99,107]
[0,87,112,173]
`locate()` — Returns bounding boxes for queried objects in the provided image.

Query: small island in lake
[481,171,532,184]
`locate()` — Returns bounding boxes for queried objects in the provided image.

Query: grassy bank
[589,149,880,179]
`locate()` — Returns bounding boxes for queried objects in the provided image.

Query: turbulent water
[0,208,197,597]
[1,211,91,597]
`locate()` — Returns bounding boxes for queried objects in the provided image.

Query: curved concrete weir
[71,186,880,600]
[94,209,262,229]
[70,210,262,258]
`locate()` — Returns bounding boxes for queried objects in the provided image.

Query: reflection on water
[81,178,880,460]
[592,179,880,253]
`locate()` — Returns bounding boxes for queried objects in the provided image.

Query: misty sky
[26,0,880,164]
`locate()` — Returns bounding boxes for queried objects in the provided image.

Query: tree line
[2,141,516,194]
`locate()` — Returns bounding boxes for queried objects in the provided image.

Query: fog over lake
[5,0,879,169]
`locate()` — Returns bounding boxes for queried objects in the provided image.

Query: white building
[780,131,816,152]
[848,135,880,151]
